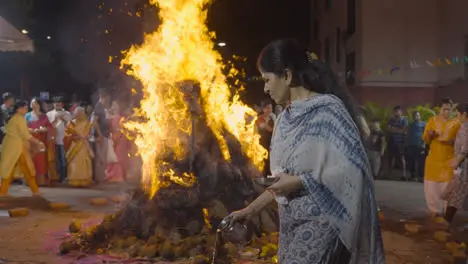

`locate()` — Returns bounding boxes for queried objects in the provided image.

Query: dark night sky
[0,0,309,105]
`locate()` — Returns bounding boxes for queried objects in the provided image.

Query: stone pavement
[375,180,468,220]
[0,180,462,263]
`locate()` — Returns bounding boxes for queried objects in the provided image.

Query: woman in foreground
[226,39,385,263]
[0,101,45,196]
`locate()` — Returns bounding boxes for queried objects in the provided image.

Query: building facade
[311,0,468,107]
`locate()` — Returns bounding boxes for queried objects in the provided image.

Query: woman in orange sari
[423,98,461,218]
[65,107,94,187]
[0,101,45,197]
[25,98,55,185]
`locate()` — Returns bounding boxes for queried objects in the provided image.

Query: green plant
[406,104,436,123]
[361,102,392,129]
[362,102,439,129]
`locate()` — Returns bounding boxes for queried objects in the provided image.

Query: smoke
[56,0,159,103]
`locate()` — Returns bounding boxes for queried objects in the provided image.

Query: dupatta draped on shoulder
[65,119,94,187]
[65,120,94,163]
[270,94,384,264]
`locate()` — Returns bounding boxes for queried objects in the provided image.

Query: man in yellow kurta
[0,101,45,197]
[423,99,461,216]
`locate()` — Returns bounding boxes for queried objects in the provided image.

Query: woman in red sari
[25,98,56,185]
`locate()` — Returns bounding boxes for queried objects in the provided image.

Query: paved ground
[0,180,463,263]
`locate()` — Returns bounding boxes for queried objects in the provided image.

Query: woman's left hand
[449,158,458,169]
[37,141,45,150]
[268,173,302,196]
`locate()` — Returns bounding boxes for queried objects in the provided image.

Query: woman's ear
[284,69,292,86]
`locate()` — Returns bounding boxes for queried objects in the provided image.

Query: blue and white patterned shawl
[270,94,385,263]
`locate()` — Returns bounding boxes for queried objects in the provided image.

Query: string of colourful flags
[246,56,468,81]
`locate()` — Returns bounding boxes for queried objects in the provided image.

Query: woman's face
[42,102,51,112]
[263,104,273,115]
[457,110,468,121]
[86,105,93,115]
[440,103,452,119]
[76,109,86,120]
[261,71,291,104]
[31,100,40,111]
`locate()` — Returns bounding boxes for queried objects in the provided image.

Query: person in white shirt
[46,96,72,183]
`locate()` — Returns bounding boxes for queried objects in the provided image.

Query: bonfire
[60,0,278,262]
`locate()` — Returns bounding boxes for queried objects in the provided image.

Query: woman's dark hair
[6,100,28,123]
[440,97,453,107]
[2,92,13,102]
[13,100,28,112]
[30,97,44,113]
[456,102,468,114]
[256,39,365,138]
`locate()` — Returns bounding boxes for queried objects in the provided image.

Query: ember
[59,0,278,262]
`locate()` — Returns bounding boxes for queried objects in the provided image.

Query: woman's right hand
[37,141,46,150]
[428,130,439,139]
[222,208,254,229]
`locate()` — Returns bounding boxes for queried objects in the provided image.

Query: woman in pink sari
[105,101,125,182]
[25,98,56,185]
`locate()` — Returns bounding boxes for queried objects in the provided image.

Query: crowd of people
[367,105,427,181]
[363,98,468,226]
[0,89,139,197]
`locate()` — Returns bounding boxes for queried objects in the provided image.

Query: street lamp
[21,29,28,34]
[46,36,51,40]
[217,42,226,47]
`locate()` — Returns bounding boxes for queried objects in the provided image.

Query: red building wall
[351,82,468,108]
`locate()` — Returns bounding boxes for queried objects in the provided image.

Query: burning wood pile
[59,120,278,262]
[59,0,280,261]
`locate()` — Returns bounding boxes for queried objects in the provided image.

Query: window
[313,20,320,40]
[336,28,341,63]
[324,37,330,63]
[345,52,356,86]
[325,0,331,10]
[347,0,356,34]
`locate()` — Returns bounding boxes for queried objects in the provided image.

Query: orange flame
[121,0,267,197]
[202,208,212,229]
